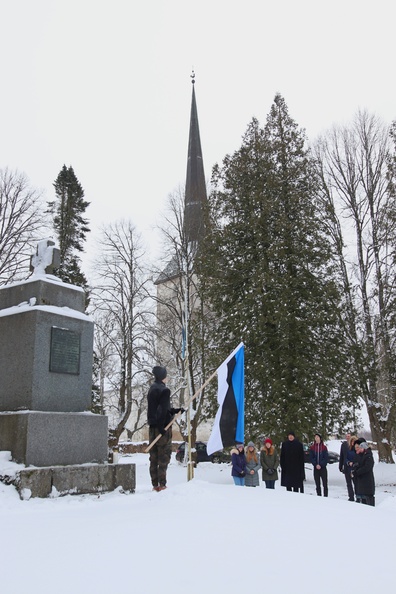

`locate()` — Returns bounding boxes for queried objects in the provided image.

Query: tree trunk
[366,404,394,463]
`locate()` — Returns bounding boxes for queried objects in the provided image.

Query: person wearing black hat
[280,431,305,493]
[351,440,375,506]
[147,366,184,491]
[309,433,329,496]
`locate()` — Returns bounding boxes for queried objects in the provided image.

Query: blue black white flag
[206,342,244,455]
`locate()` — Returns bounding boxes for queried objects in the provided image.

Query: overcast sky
[1,0,395,263]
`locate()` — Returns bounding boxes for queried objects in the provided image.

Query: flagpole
[183,265,194,481]
[144,342,243,454]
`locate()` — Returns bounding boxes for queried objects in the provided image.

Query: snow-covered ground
[1,440,395,594]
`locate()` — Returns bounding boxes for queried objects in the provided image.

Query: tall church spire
[184,71,207,244]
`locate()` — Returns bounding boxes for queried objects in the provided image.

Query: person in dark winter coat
[309,433,329,496]
[280,431,305,493]
[147,366,184,491]
[245,441,261,487]
[339,434,358,501]
[339,432,351,477]
[351,441,375,506]
[231,443,247,486]
[260,438,279,489]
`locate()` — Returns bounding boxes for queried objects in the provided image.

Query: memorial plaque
[49,327,81,375]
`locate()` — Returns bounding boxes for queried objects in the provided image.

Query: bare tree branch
[0,168,48,284]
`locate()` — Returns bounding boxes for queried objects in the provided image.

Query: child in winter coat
[245,441,261,487]
[260,438,279,489]
[231,443,247,486]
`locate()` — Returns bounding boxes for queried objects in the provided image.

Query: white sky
[1,444,395,593]
[1,0,395,262]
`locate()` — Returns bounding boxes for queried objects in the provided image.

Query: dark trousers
[265,480,275,489]
[344,465,355,500]
[356,494,375,507]
[149,426,172,488]
[314,466,328,496]
[287,484,304,493]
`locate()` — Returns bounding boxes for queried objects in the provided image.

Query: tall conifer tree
[48,165,90,299]
[199,94,359,442]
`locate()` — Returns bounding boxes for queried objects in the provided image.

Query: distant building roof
[154,256,179,285]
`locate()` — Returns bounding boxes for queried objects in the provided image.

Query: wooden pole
[184,270,194,480]
[144,367,218,454]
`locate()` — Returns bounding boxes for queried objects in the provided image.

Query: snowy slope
[1,441,395,594]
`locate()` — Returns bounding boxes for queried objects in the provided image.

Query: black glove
[240,471,245,477]
[267,468,274,475]
[172,407,185,415]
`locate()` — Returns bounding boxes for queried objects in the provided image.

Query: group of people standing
[339,432,375,506]
[231,431,322,493]
[147,366,375,505]
[231,430,375,505]
[276,430,327,495]
[231,438,279,487]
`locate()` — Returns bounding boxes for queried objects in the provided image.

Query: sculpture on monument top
[30,239,61,277]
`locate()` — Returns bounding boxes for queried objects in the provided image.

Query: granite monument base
[0,308,94,412]
[14,462,135,499]
[0,411,108,466]
[0,277,85,312]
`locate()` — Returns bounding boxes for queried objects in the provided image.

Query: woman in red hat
[260,438,279,489]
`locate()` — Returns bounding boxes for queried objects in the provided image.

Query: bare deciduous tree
[90,220,153,448]
[314,111,396,462]
[0,168,46,285]
[153,188,214,450]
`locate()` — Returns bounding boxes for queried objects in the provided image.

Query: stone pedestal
[0,261,134,497]
[0,276,85,312]
[0,308,93,412]
[0,275,109,469]
[0,411,108,466]
[15,462,136,499]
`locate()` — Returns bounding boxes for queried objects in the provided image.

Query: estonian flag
[206,342,244,455]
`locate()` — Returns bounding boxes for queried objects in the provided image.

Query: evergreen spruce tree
[48,165,90,302]
[199,94,359,443]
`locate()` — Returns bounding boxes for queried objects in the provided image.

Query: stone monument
[0,239,135,498]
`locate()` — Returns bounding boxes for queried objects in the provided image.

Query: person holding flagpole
[146,366,184,491]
